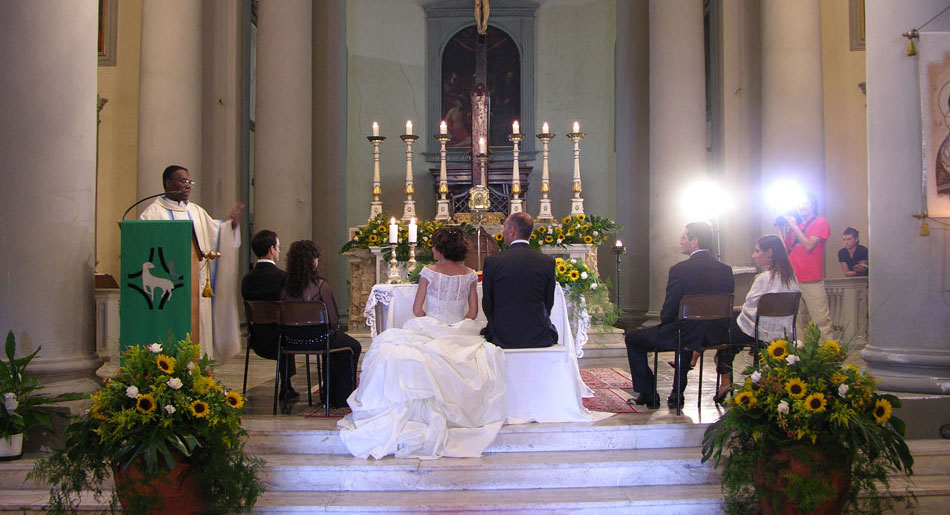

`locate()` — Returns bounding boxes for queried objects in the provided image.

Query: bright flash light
[766,180,806,213]
[680,180,731,221]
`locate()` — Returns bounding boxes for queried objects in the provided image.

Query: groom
[481,212,558,348]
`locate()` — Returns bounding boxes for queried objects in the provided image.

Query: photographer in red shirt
[777,193,835,340]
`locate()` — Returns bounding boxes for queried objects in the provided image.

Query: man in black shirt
[838,227,868,277]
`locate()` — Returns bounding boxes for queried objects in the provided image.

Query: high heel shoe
[666,359,695,371]
[713,389,731,405]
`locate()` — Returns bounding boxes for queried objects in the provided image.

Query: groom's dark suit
[481,241,558,348]
[240,261,292,375]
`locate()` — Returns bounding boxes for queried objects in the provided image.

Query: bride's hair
[285,240,320,298]
[432,228,468,262]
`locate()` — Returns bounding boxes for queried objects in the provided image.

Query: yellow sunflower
[555,257,564,265]
[583,235,594,244]
[822,340,841,354]
[544,234,554,243]
[427,240,433,247]
[495,233,504,242]
[831,372,848,384]
[368,234,379,243]
[155,355,176,374]
[377,225,387,234]
[555,226,564,234]
[567,228,575,236]
[557,264,568,274]
[189,400,210,418]
[804,393,827,413]
[734,391,757,408]
[536,226,547,234]
[576,213,586,221]
[562,216,572,225]
[136,394,157,414]
[225,391,245,409]
[530,233,537,241]
[785,378,807,399]
[569,270,580,281]
[873,398,892,424]
[766,340,789,360]
[194,376,214,394]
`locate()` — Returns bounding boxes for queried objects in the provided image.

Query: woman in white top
[338,228,507,460]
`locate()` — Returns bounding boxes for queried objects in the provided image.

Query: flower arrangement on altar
[30,336,264,514]
[493,213,621,250]
[340,214,475,262]
[701,323,914,515]
[554,257,618,328]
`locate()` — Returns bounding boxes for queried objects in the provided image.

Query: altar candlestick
[400,132,419,221]
[512,120,520,134]
[573,121,580,133]
[435,130,451,220]
[405,120,413,135]
[568,124,586,215]
[372,121,379,137]
[536,127,556,221]
[389,217,398,244]
[615,239,623,248]
[542,121,549,134]
[440,120,447,134]
[408,218,418,243]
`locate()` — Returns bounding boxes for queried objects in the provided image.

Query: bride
[338,228,507,459]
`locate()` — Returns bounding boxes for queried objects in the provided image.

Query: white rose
[777,400,790,414]
[187,362,196,371]
[126,385,140,399]
[164,405,176,414]
[590,282,598,290]
[750,371,762,384]
[593,230,599,237]
[795,340,805,350]
[167,377,183,390]
[786,355,800,366]
[3,393,18,411]
[580,272,588,280]
[148,343,163,353]
[838,384,849,397]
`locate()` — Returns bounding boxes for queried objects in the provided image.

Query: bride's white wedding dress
[338,268,507,459]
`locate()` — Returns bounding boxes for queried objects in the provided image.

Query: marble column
[0,0,100,393]
[760,0,825,230]
[137,0,203,200]
[254,0,312,246]
[647,0,707,318]
[862,0,950,394]
[312,0,349,306]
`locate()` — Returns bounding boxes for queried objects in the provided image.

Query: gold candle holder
[400,134,419,222]
[387,246,401,284]
[567,130,586,216]
[367,135,386,221]
[408,243,417,269]
[536,131,556,222]
[435,133,451,221]
[508,132,524,214]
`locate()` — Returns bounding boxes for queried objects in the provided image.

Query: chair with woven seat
[276,300,355,416]
[243,300,281,396]
[752,291,802,366]
[654,293,733,415]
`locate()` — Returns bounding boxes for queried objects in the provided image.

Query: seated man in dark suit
[625,221,734,409]
[240,230,295,399]
[481,212,558,348]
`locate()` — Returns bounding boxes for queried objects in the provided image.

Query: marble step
[243,418,709,456]
[258,447,719,492]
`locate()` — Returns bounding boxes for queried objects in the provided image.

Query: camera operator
[776,193,835,339]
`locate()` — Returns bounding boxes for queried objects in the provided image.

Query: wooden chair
[243,300,281,396]
[752,292,802,366]
[654,293,733,415]
[277,300,355,416]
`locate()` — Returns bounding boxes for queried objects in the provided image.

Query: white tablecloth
[363,283,611,424]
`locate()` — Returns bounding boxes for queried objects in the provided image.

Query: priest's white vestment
[139,196,241,362]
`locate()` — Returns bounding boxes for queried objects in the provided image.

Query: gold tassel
[920,220,930,237]
[907,38,917,56]
[202,277,214,298]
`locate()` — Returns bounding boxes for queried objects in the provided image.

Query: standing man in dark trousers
[624,222,734,409]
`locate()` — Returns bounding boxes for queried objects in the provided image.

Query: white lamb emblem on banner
[141,262,175,302]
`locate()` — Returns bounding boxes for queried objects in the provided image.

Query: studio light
[765,179,806,214]
[680,179,731,222]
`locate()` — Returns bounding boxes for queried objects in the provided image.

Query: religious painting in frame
[98,0,117,66]
[918,32,950,217]
[440,25,521,149]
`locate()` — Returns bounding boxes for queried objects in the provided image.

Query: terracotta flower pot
[111,454,206,515]
[0,434,23,461]
[754,444,851,515]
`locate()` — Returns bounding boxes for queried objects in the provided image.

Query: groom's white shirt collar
[510,239,530,246]
[255,259,276,265]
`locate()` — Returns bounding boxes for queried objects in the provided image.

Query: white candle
[615,239,623,248]
[405,120,413,135]
[573,121,580,133]
[479,137,487,154]
[542,121,549,134]
[408,218,418,243]
[389,217,398,244]
[372,121,379,137]
[512,120,520,134]
[440,120,447,134]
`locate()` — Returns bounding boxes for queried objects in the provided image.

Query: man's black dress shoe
[278,387,301,401]
[667,395,685,409]
[628,393,660,409]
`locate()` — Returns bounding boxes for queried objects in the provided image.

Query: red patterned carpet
[305,367,638,417]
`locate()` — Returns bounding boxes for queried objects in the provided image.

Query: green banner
[120,220,193,354]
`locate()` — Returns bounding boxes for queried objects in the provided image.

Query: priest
[139,164,245,362]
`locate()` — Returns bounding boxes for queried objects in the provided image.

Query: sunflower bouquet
[554,257,618,328]
[701,323,914,514]
[30,336,263,514]
[493,213,621,250]
[341,214,473,262]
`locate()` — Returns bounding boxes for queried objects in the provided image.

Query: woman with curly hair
[340,227,507,460]
[281,240,361,409]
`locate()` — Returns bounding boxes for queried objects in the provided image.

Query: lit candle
[542,121,549,134]
[372,121,379,137]
[479,137,487,155]
[405,120,413,135]
[512,120,520,134]
[573,121,580,133]
[615,239,623,248]
[389,217,398,244]
[440,120,447,135]
[408,218,418,243]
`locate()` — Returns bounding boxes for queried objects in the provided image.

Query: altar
[363,282,611,424]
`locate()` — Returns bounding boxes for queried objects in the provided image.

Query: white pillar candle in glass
[478,137,487,154]
[408,218,417,243]
[405,120,413,135]
[389,217,398,244]
[573,121,580,133]
[372,121,379,137]
[440,120,447,134]
[542,121,549,134]
[512,120,520,134]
